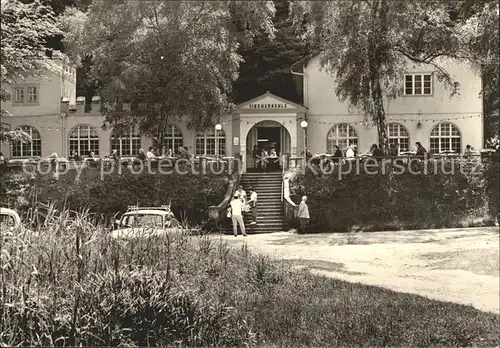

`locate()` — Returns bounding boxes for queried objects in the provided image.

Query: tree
[61,0,276,147]
[290,0,499,149]
[1,0,62,144]
[232,0,309,104]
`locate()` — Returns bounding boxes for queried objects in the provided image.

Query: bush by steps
[290,157,499,232]
[1,168,229,226]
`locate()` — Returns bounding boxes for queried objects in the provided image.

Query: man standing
[229,194,247,237]
[297,196,310,234]
[247,187,257,225]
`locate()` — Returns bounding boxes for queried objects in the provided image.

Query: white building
[1,53,483,172]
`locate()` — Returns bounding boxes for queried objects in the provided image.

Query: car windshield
[121,213,163,227]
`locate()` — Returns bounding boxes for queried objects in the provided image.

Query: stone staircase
[222,171,286,234]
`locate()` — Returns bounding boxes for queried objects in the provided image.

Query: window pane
[111,138,120,152]
[11,126,41,157]
[121,140,131,156]
[450,125,460,136]
[28,87,37,102]
[69,140,79,154]
[205,138,215,155]
[32,139,41,156]
[430,138,439,153]
[414,75,422,94]
[131,138,141,155]
[399,138,409,151]
[89,139,99,155]
[405,75,412,83]
[451,137,461,153]
[423,75,431,94]
[387,123,409,152]
[441,124,450,136]
[69,125,99,156]
[15,88,24,102]
[165,125,182,138]
[338,139,348,150]
[12,142,21,157]
[327,124,358,151]
[440,138,450,152]
[348,125,357,137]
[195,139,204,155]
[337,124,347,137]
[79,126,89,138]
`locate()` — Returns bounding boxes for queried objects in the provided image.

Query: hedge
[1,166,229,226]
[290,157,499,232]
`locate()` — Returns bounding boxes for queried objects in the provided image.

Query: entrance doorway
[257,127,281,154]
[246,120,291,171]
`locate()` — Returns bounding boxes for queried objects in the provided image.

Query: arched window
[196,127,225,156]
[111,128,141,156]
[387,123,410,152]
[69,124,99,156]
[163,125,184,154]
[11,125,41,158]
[326,123,358,152]
[430,122,461,153]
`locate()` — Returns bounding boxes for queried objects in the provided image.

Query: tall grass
[1,210,499,347]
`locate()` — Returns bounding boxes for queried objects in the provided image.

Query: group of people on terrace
[302,142,481,164]
[251,144,279,169]
[66,145,192,163]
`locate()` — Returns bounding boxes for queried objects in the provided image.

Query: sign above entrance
[248,103,288,109]
[237,92,305,111]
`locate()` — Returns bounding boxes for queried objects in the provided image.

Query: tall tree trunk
[368,0,389,153]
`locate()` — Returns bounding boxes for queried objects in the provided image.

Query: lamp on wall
[417,121,422,129]
[300,120,308,161]
[215,123,222,160]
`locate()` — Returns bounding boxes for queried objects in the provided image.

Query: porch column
[295,112,306,155]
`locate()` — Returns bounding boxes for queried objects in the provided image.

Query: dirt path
[214,227,500,314]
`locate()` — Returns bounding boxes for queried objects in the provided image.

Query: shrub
[290,158,498,232]
[1,167,229,225]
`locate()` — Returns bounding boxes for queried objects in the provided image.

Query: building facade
[1,53,483,173]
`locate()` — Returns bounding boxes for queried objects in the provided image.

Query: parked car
[111,205,182,239]
[0,207,21,230]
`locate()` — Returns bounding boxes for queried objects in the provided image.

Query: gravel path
[215,227,500,314]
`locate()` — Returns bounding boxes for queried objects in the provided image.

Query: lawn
[1,211,499,347]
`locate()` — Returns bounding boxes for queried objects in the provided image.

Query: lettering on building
[248,103,288,109]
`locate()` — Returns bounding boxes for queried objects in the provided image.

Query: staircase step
[243,173,282,176]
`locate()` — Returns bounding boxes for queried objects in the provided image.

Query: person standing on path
[247,187,257,225]
[297,196,310,234]
[229,194,247,237]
